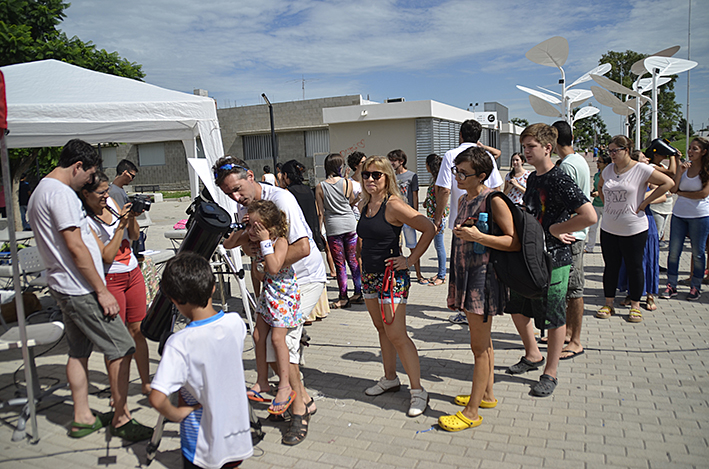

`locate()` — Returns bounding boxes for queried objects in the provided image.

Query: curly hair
[691,137,709,186]
[247,199,289,239]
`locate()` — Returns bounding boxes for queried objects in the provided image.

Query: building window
[138,143,166,166]
[99,145,117,168]
[305,129,329,158]
[243,134,277,160]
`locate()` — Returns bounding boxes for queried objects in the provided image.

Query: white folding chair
[17,246,47,292]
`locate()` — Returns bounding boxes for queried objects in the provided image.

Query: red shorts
[106,266,147,324]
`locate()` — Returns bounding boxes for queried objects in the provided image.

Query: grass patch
[160,191,191,199]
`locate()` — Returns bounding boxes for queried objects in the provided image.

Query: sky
[60,0,709,137]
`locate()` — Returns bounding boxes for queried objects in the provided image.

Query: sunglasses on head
[361,171,384,180]
[213,162,248,180]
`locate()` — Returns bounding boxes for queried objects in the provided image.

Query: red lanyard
[380,263,396,325]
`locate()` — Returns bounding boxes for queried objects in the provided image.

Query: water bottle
[473,213,489,254]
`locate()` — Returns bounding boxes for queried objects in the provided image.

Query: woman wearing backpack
[438,146,520,432]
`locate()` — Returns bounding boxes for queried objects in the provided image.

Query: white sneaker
[448,312,468,325]
[364,376,401,396]
[408,388,429,417]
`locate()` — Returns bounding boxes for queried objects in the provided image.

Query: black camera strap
[90,204,125,227]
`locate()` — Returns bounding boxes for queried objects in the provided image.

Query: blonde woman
[356,156,435,417]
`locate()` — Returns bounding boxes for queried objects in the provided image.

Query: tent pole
[1,131,39,443]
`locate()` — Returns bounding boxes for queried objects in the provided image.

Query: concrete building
[104,95,521,190]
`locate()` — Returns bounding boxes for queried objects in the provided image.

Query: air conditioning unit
[385,97,405,103]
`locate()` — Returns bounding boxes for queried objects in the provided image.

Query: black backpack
[486,191,552,299]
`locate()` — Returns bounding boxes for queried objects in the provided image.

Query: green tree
[511,117,529,128]
[573,113,610,150]
[1,0,144,228]
[598,50,682,147]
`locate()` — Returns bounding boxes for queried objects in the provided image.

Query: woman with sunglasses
[596,136,673,323]
[81,172,152,397]
[357,156,435,417]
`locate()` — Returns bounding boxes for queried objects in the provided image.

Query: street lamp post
[261,93,278,171]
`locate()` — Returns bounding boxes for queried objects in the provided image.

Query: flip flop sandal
[306,398,317,416]
[628,308,643,323]
[417,278,430,285]
[438,411,483,432]
[453,395,498,408]
[68,415,103,438]
[268,389,297,415]
[110,419,154,442]
[595,306,614,319]
[559,349,585,360]
[247,388,272,403]
[645,297,657,311]
[430,277,445,286]
[349,295,365,305]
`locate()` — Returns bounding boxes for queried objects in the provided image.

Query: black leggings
[600,229,648,302]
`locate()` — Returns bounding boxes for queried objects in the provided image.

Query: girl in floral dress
[248,200,302,415]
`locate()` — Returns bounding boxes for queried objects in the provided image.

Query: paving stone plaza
[1,175,708,468]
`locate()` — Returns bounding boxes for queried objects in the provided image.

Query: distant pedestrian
[19,174,32,230]
[261,165,277,186]
[503,152,530,205]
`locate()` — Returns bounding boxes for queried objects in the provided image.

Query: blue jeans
[428,217,447,279]
[667,214,709,290]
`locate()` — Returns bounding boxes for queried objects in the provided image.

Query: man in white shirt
[28,139,151,441]
[214,156,326,445]
[552,120,591,361]
[433,119,503,324]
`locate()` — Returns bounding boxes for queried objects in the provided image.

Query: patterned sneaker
[659,284,677,299]
[448,312,468,325]
[687,287,700,301]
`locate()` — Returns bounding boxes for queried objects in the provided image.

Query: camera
[130,194,152,214]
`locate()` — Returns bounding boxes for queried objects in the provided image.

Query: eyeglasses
[608,147,626,155]
[214,163,248,180]
[361,171,384,181]
[93,188,110,196]
[452,167,477,180]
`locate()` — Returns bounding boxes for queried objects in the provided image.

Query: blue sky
[60,0,708,137]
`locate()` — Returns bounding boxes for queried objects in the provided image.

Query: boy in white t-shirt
[150,252,253,469]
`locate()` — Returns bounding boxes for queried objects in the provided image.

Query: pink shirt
[601,162,654,236]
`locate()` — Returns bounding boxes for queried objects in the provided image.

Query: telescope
[645,138,679,158]
[141,198,232,342]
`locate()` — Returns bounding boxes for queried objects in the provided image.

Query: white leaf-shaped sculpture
[613,107,634,116]
[517,85,562,104]
[644,57,698,76]
[630,45,681,76]
[529,95,562,117]
[590,74,644,99]
[537,86,562,97]
[591,85,630,109]
[635,77,671,93]
[573,106,599,121]
[567,89,593,109]
[568,63,612,89]
[525,36,569,68]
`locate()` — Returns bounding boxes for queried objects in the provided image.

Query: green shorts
[505,265,570,330]
[50,289,135,362]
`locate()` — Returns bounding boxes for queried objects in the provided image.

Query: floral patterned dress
[255,247,302,328]
[448,188,507,319]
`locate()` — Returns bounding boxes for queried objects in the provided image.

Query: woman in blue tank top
[356,156,435,418]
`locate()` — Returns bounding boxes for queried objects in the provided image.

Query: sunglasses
[361,171,384,181]
[126,171,137,180]
[213,163,248,180]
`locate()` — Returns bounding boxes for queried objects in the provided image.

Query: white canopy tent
[0,60,240,441]
[1,59,233,204]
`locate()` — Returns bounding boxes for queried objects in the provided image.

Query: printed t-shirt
[151,311,253,468]
[27,177,105,295]
[236,183,326,285]
[601,162,654,236]
[396,171,419,209]
[523,166,589,268]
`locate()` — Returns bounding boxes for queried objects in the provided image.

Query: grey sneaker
[407,388,428,417]
[365,376,401,396]
[448,312,468,324]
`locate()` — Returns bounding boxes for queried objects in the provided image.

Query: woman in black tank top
[356,156,435,418]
